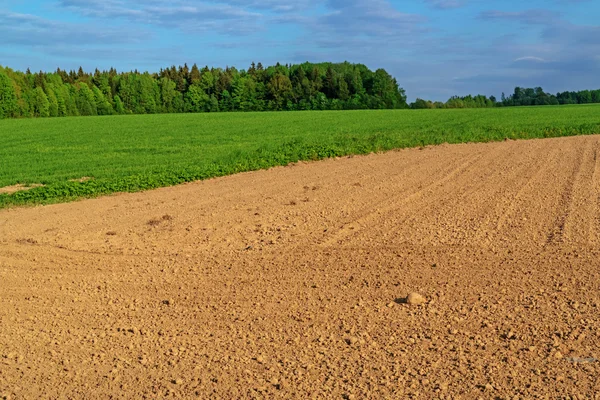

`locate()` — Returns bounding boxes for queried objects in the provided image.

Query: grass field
[1,105,599,208]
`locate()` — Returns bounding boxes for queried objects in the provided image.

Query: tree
[410,98,432,109]
[158,77,179,113]
[190,64,201,84]
[136,73,159,114]
[113,95,125,114]
[324,66,336,98]
[337,78,350,101]
[184,84,211,113]
[0,61,434,118]
[267,73,293,110]
[199,69,215,95]
[92,85,114,115]
[32,86,50,117]
[54,86,68,117]
[46,86,59,117]
[0,68,18,118]
[76,83,97,116]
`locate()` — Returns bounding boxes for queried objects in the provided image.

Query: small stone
[407,293,426,305]
[173,378,183,385]
[554,351,563,359]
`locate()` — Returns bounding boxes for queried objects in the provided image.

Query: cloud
[60,0,427,38]
[479,9,561,25]
[513,56,547,63]
[541,22,600,45]
[424,0,469,10]
[454,55,600,95]
[48,46,184,64]
[0,11,147,46]
[446,10,600,98]
[214,0,316,12]
[312,0,427,41]
[57,0,311,34]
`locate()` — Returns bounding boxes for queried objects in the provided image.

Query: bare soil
[0,184,43,195]
[1,136,600,399]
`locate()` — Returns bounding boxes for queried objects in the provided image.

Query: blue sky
[0,0,598,101]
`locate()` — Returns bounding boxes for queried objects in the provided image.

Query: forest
[410,86,600,109]
[2,61,600,119]
[0,62,407,119]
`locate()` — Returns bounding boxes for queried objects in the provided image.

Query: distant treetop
[0,62,408,119]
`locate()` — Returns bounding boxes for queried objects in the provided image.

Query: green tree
[0,68,18,118]
[189,64,201,84]
[199,68,215,95]
[76,83,97,116]
[184,84,211,113]
[55,87,67,117]
[46,86,59,117]
[267,73,293,110]
[337,78,350,101]
[158,77,179,113]
[32,86,50,117]
[92,85,114,115]
[113,95,125,114]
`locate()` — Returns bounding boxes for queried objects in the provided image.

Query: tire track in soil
[544,138,593,247]
[328,141,545,250]
[393,142,554,249]
[318,151,485,248]
[366,145,521,248]
[589,142,600,246]
[493,148,561,234]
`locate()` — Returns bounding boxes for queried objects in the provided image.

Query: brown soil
[1,135,600,399]
[0,184,43,195]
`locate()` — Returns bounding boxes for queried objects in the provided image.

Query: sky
[0,0,598,101]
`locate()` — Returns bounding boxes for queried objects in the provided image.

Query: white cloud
[514,56,547,63]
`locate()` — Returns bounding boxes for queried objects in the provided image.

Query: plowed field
[1,135,600,399]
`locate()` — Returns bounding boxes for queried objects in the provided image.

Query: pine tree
[248,62,257,76]
[190,64,201,84]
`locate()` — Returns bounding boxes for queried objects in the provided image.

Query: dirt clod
[406,293,426,305]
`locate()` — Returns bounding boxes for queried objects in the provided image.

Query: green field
[1,105,599,208]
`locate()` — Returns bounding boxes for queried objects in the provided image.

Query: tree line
[410,86,600,109]
[2,61,599,119]
[0,62,408,119]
